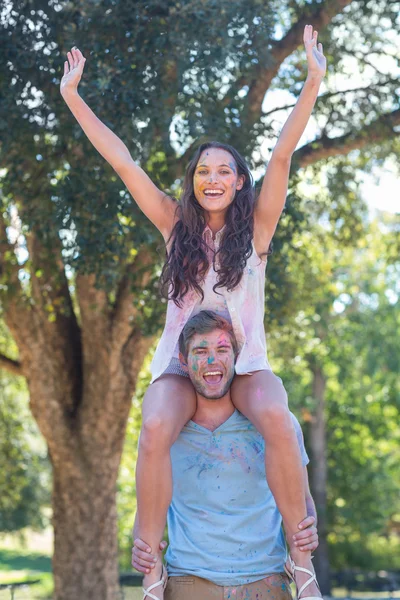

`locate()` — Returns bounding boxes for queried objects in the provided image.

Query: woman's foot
[142,558,166,600]
[285,552,321,599]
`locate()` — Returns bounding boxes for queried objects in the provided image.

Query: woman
[61,24,326,600]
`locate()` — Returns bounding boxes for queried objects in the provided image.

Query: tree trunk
[52,463,121,600]
[0,230,155,599]
[12,318,153,600]
[309,365,331,596]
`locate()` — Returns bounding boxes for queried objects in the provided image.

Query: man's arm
[293,467,319,551]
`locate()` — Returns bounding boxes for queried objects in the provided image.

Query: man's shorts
[165,572,293,600]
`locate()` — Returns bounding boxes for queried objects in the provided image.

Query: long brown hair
[160,141,255,306]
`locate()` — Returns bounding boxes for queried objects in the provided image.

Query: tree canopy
[1,0,399,321]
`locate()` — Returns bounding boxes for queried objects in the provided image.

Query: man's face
[180,328,236,399]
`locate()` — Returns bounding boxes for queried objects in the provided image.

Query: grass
[0,547,143,599]
[0,550,52,576]
[0,548,53,599]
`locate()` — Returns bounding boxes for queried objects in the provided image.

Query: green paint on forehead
[199,339,208,347]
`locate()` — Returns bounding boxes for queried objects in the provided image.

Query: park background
[0,0,399,599]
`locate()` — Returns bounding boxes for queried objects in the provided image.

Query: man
[133,310,318,600]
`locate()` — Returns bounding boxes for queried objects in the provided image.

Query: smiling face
[193,148,244,216]
[180,328,236,399]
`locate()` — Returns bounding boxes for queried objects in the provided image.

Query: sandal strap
[142,580,163,600]
[142,565,167,600]
[286,555,320,599]
[142,591,160,600]
[295,569,316,598]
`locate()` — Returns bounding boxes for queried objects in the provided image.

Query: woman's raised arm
[253,25,326,257]
[60,47,177,241]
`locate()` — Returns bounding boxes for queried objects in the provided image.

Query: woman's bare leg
[231,371,321,598]
[136,374,196,598]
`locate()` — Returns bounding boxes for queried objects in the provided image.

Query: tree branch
[0,211,37,378]
[75,273,110,346]
[110,247,155,361]
[0,353,23,376]
[0,209,23,288]
[261,78,400,120]
[105,330,156,451]
[77,246,156,451]
[294,107,400,167]
[2,297,82,459]
[356,53,390,79]
[6,225,82,440]
[223,0,354,126]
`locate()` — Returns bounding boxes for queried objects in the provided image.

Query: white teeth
[204,190,223,195]
[204,371,222,376]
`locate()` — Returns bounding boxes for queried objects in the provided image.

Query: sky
[359,165,400,214]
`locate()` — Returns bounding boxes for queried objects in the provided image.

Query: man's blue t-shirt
[165,409,309,586]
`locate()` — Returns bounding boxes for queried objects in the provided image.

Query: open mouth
[203,370,223,384]
[203,189,224,198]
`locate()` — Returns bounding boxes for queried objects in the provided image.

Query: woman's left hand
[304,24,327,80]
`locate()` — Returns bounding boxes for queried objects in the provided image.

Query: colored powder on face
[217,332,230,345]
[190,354,200,372]
[207,356,215,364]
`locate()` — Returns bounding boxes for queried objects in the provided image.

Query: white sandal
[142,564,168,600]
[284,554,321,600]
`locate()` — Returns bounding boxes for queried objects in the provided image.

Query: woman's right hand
[60,47,86,97]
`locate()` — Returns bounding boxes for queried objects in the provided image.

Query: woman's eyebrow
[196,163,233,169]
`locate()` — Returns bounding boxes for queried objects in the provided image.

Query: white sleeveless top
[150,225,271,383]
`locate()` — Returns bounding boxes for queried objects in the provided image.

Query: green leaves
[267,210,400,569]
[0,375,50,532]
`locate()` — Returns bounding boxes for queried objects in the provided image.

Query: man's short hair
[178,310,238,359]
